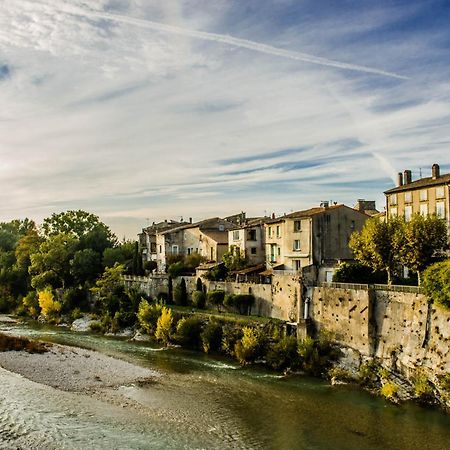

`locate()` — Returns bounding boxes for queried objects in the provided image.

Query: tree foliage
[349,217,404,285]
[155,306,173,345]
[397,214,448,285]
[222,246,248,271]
[422,260,450,309]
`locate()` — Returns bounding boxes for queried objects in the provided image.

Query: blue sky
[1,0,449,238]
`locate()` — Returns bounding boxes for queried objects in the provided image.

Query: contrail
[53,3,409,80]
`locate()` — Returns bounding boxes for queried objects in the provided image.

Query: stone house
[263,203,369,281]
[156,217,235,272]
[227,217,269,266]
[384,163,449,225]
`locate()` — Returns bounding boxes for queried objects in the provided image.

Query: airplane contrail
[51,3,409,80]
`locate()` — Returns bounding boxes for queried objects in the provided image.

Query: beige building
[264,204,369,278]
[228,217,269,266]
[156,217,235,272]
[384,164,449,225]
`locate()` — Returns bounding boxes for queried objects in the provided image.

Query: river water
[1,320,450,450]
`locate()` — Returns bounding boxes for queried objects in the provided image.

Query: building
[227,217,269,266]
[353,199,379,216]
[155,217,236,272]
[138,219,187,264]
[384,164,449,224]
[264,203,369,281]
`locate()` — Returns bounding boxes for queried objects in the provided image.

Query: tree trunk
[417,271,422,286]
[386,267,392,286]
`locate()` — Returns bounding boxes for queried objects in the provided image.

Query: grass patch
[0,332,50,353]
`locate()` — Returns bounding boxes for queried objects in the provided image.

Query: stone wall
[123,275,169,299]
[311,286,450,378]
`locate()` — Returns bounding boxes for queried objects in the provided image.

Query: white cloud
[0,0,449,238]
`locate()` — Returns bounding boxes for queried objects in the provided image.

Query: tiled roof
[384,173,450,194]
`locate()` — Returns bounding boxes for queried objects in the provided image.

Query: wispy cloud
[0,0,448,237]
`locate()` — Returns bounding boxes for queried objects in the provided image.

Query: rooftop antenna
[419,168,422,178]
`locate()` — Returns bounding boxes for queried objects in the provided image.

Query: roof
[232,263,266,275]
[264,204,366,224]
[201,229,229,244]
[228,217,271,230]
[159,217,226,235]
[384,173,450,194]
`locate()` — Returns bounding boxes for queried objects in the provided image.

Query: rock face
[71,316,95,332]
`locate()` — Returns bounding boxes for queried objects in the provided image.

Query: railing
[319,281,423,294]
[319,282,369,290]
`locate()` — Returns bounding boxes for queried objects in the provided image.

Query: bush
[144,260,157,272]
[266,335,299,370]
[207,290,225,312]
[328,367,355,383]
[38,289,61,319]
[333,262,386,284]
[137,300,163,335]
[175,316,203,348]
[423,260,450,309]
[155,306,173,345]
[173,278,188,306]
[22,291,40,318]
[358,359,380,387]
[89,321,104,333]
[221,324,243,356]
[168,261,186,278]
[297,331,337,376]
[234,326,265,365]
[191,290,206,309]
[233,294,254,315]
[413,370,434,401]
[201,320,223,353]
[381,382,398,401]
[156,292,169,303]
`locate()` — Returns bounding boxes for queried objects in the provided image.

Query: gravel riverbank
[0,341,159,392]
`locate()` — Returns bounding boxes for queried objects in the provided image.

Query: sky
[1,0,450,239]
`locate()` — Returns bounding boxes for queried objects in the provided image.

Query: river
[1,319,450,449]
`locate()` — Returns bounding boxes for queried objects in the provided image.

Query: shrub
[423,260,450,309]
[234,327,265,365]
[221,324,243,356]
[38,289,61,319]
[266,335,299,370]
[144,260,157,272]
[413,370,433,401]
[22,291,40,318]
[156,292,169,303]
[168,261,186,278]
[137,300,163,335]
[333,261,386,284]
[297,332,337,376]
[358,360,380,387]
[155,306,173,345]
[381,382,398,400]
[89,321,104,333]
[0,332,50,353]
[196,277,203,292]
[173,278,188,306]
[224,293,236,310]
[175,316,203,348]
[201,320,223,353]
[233,294,255,315]
[191,290,206,309]
[328,367,355,383]
[207,290,225,312]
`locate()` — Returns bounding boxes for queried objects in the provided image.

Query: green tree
[349,216,404,285]
[155,306,173,345]
[70,248,102,286]
[173,278,188,306]
[42,210,115,241]
[207,290,225,312]
[29,233,78,290]
[398,214,448,285]
[102,241,134,272]
[422,260,450,309]
[137,299,163,335]
[90,263,125,316]
[222,246,248,271]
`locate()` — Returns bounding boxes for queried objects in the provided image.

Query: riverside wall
[310,286,450,378]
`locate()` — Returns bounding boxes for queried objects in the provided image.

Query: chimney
[432,163,440,180]
[271,212,275,219]
[403,170,412,184]
[397,172,403,187]
[189,217,192,224]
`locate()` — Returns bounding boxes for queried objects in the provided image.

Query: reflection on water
[2,319,450,450]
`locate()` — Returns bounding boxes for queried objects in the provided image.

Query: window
[219,225,225,231]
[277,246,281,256]
[420,204,428,216]
[150,242,157,253]
[294,220,301,232]
[233,230,240,241]
[350,220,355,230]
[436,201,446,218]
[436,186,445,198]
[389,194,397,205]
[172,245,179,254]
[293,240,301,251]
[420,190,428,201]
[276,226,281,238]
[250,247,257,255]
[268,227,272,238]
[294,260,301,271]
[248,229,257,241]
[159,245,162,253]
[404,205,413,222]
[390,207,397,217]
[404,192,412,203]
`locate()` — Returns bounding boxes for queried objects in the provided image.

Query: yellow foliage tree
[155,306,173,345]
[38,289,61,318]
